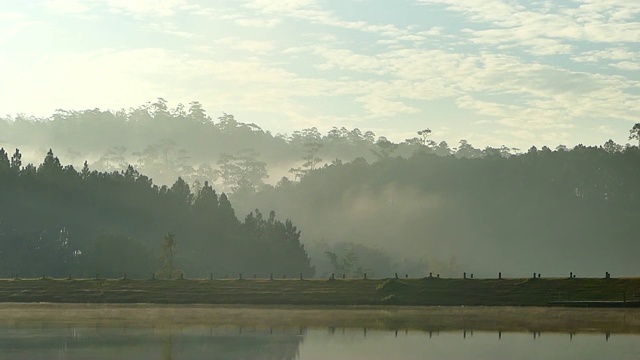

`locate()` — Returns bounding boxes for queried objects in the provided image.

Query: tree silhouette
[630,123,640,146]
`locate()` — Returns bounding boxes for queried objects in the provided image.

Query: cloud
[244,0,438,44]
[417,0,640,56]
[572,48,640,70]
[2,0,639,149]
[611,61,640,71]
[573,48,638,62]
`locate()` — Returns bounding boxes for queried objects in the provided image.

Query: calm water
[0,305,638,359]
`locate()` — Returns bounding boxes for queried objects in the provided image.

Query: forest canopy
[2,101,640,278]
[0,148,313,278]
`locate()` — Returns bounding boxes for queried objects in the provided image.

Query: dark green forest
[235,144,640,277]
[2,101,640,278]
[0,148,313,278]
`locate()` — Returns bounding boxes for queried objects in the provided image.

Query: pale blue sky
[1,0,639,149]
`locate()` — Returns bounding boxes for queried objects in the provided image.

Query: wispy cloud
[0,0,639,148]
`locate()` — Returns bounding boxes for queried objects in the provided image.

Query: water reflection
[0,325,305,360]
[0,305,638,359]
[0,324,638,360]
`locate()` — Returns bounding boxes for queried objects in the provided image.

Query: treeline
[1,99,528,187]
[232,144,640,277]
[0,148,314,278]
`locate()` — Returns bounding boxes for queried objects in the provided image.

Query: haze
[1,1,640,280]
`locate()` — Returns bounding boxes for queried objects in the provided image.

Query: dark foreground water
[0,305,638,359]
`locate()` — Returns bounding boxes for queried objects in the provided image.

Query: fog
[1,106,639,278]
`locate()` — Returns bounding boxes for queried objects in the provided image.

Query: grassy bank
[0,277,639,306]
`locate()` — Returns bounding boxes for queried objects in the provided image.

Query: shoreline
[0,303,638,333]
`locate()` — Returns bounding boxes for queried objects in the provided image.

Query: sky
[0,0,639,149]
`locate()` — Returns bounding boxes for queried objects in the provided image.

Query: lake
[0,304,638,359]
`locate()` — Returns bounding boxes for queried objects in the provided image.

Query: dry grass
[0,277,638,307]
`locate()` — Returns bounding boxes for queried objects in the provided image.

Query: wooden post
[395,272,398,279]
[405,274,408,279]
[364,273,367,280]
[470,274,473,279]
[498,272,502,279]
[463,272,466,279]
